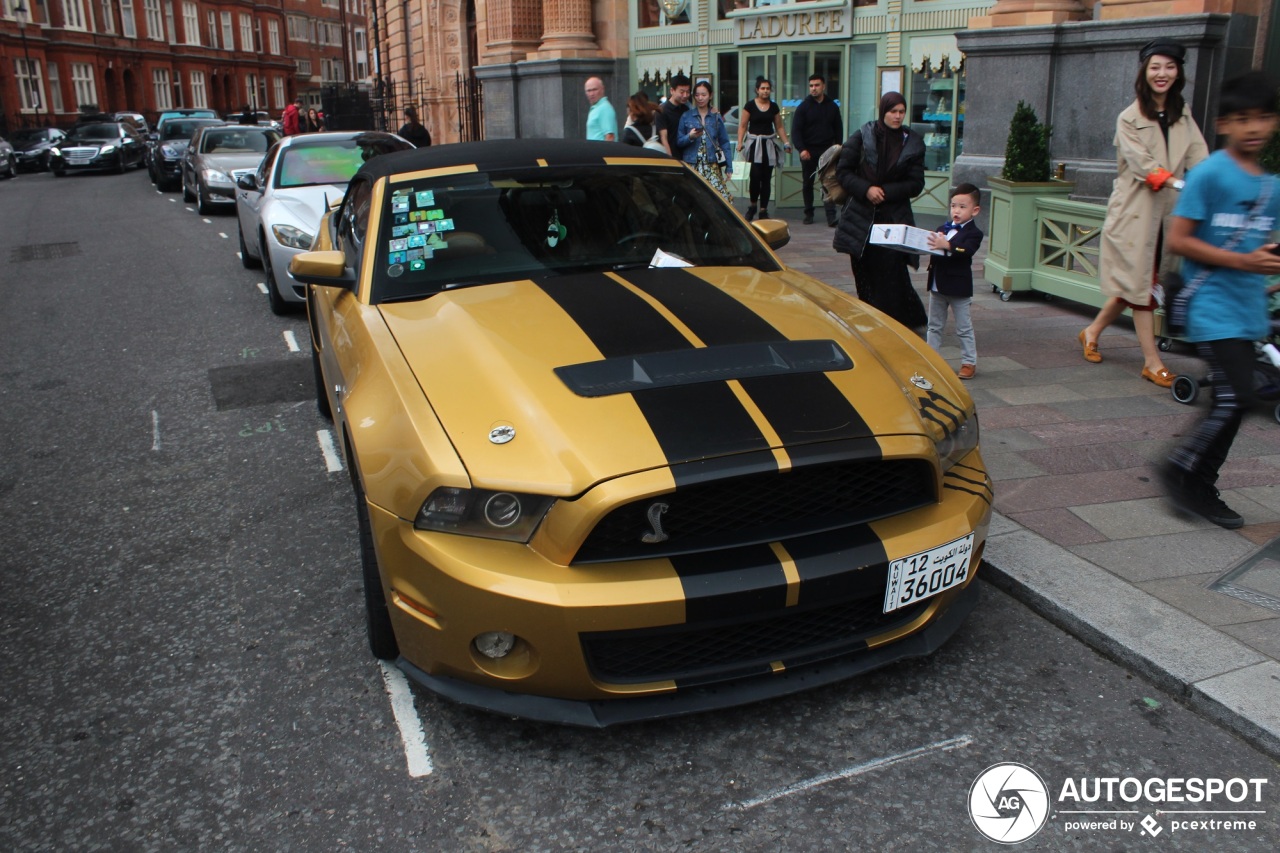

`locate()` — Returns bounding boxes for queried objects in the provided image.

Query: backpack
[814,143,846,205]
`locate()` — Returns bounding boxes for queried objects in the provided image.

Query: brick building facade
[0,0,369,133]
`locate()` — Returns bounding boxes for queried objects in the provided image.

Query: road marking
[202,218,212,224]
[283,330,300,352]
[728,734,973,810]
[185,206,194,212]
[151,410,161,451]
[378,661,433,778]
[168,198,176,203]
[317,429,343,472]
[257,282,268,294]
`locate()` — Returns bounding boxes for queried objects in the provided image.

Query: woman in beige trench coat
[1079,39,1208,387]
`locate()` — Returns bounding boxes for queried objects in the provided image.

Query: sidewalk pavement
[761,202,1280,760]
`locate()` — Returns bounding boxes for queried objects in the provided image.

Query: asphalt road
[0,167,1276,851]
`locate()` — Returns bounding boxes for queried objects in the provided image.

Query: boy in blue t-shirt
[1160,71,1280,528]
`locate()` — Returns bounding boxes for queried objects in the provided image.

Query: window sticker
[415,190,435,208]
[417,222,437,235]
[392,224,415,238]
[391,196,409,213]
[389,251,407,265]
[389,238,408,252]
[410,259,427,271]
[409,210,427,222]
[437,218,455,232]
[407,234,427,248]
[393,213,409,225]
[426,209,445,222]
[387,263,405,277]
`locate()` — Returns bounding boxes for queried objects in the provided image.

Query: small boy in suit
[926,184,985,379]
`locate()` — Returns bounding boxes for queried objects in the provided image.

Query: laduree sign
[731,2,852,46]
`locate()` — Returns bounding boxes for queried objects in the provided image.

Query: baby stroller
[1170,293,1280,423]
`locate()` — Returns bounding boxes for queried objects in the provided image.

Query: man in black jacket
[791,75,844,225]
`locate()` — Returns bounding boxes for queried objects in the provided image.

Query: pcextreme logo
[967,763,1271,843]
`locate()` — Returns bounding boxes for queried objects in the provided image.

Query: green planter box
[984,177,1076,295]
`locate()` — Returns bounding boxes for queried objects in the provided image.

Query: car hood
[265,185,345,231]
[379,266,965,494]
[157,139,192,152]
[200,152,265,172]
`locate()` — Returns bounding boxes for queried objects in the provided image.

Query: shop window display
[909,54,965,173]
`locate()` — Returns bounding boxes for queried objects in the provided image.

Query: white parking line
[185,206,194,212]
[378,661,433,778]
[316,429,343,473]
[217,232,228,239]
[202,218,212,224]
[168,198,176,203]
[283,330,300,352]
[257,282,268,294]
[151,410,161,451]
[728,734,973,810]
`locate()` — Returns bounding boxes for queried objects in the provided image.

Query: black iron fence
[317,75,483,142]
[456,72,482,142]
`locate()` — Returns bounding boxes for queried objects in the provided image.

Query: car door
[237,140,280,256]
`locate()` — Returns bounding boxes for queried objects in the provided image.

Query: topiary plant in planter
[985,100,1072,300]
[1001,100,1052,182]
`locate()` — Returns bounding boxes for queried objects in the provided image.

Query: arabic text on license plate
[882,533,974,613]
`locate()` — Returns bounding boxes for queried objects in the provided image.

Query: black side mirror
[236,174,259,192]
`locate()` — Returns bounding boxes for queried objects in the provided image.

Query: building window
[143,0,162,39]
[62,0,87,30]
[220,11,233,51]
[286,15,307,42]
[244,73,257,109]
[206,10,217,48]
[71,62,97,111]
[165,0,175,44]
[190,70,207,108]
[119,0,136,37]
[272,75,285,109]
[239,13,252,51]
[99,0,115,33]
[14,58,43,111]
[47,62,65,113]
[354,28,367,80]
[182,2,198,44]
[638,0,688,28]
[267,19,280,54]
[153,68,173,109]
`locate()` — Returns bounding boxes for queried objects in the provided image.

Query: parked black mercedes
[148,117,224,190]
[9,127,66,172]
[50,122,146,175]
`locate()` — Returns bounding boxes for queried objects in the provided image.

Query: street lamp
[13,2,41,113]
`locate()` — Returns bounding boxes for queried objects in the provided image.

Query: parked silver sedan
[181,124,281,214]
[235,130,413,314]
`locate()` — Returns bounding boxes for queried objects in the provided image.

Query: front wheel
[238,223,261,269]
[1171,374,1199,405]
[999,290,1012,303]
[182,177,195,203]
[352,470,399,660]
[263,241,293,315]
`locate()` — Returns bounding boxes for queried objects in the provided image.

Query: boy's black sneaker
[1159,462,1244,529]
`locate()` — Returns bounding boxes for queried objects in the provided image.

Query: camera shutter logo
[968,762,1050,844]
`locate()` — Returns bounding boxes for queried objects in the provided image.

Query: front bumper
[55,154,122,172]
[15,151,48,171]
[369,447,992,724]
[155,158,182,181]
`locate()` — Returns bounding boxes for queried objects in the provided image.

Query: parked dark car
[0,135,16,178]
[9,127,66,172]
[148,117,224,190]
[113,111,151,135]
[51,122,146,175]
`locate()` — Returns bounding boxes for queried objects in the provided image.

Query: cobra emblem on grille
[641,502,670,544]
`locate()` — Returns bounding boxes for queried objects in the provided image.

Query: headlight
[936,414,979,472]
[271,223,316,250]
[203,168,233,185]
[50,147,61,157]
[414,487,555,543]
[100,145,116,155]
[160,144,182,158]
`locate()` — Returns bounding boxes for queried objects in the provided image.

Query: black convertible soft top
[354,138,676,182]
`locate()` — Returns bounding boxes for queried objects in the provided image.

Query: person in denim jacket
[676,81,733,202]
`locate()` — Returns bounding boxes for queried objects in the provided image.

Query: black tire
[196,184,213,215]
[53,169,65,177]
[182,176,195,203]
[263,240,293,315]
[238,223,261,269]
[115,155,126,175]
[1274,403,1280,426]
[312,341,333,421]
[4,156,14,178]
[352,469,399,660]
[1171,374,1199,405]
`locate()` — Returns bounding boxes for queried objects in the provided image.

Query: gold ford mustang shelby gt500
[289,139,993,726]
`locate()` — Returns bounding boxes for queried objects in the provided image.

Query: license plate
[883,533,975,613]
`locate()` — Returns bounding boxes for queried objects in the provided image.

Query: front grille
[574,457,935,563]
[63,147,99,158]
[582,583,928,684]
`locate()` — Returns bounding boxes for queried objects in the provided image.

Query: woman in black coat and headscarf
[832,92,928,329]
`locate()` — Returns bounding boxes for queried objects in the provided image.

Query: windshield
[369,164,779,304]
[276,137,410,189]
[163,120,219,140]
[201,128,279,153]
[69,124,122,142]
[12,129,50,144]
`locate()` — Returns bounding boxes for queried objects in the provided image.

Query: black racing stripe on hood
[669,544,788,623]
[616,268,875,445]
[537,274,770,463]
[780,525,890,607]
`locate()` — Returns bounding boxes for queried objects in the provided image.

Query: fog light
[474,631,516,659]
